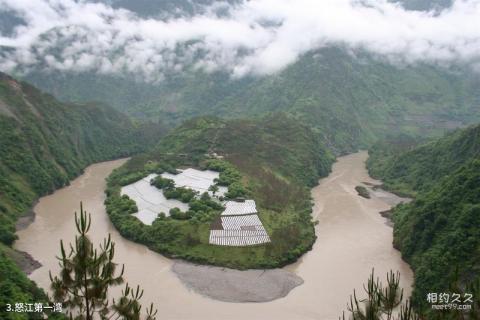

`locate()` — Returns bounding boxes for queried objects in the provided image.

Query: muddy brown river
[15,151,413,320]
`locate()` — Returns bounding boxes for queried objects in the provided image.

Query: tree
[208,184,219,197]
[342,269,415,320]
[341,269,480,320]
[49,202,157,320]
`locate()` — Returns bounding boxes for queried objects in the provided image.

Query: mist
[0,0,479,81]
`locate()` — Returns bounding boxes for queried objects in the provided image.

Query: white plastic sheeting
[209,199,271,246]
[220,214,263,230]
[209,229,270,246]
[161,169,227,197]
[221,200,257,215]
[121,174,188,225]
[121,168,223,225]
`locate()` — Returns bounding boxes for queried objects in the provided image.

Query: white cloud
[0,0,479,80]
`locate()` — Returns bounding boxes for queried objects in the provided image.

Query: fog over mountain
[1,0,479,81]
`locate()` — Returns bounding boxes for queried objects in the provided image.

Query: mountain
[367,124,480,313]
[393,159,480,313]
[156,112,334,188]
[0,71,165,243]
[94,0,454,16]
[91,0,241,17]
[105,113,334,269]
[153,113,334,217]
[394,0,453,11]
[368,124,480,196]
[1,0,477,154]
[21,48,480,154]
[0,72,164,319]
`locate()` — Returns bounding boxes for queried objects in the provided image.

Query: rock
[11,250,42,275]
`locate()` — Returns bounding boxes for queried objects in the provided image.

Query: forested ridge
[368,124,480,314]
[368,124,480,196]
[105,114,334,269]
[23,48,480,154]
[0,72,164,319]
[155,113,334,188]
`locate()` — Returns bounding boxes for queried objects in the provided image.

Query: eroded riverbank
[15,151,413,320]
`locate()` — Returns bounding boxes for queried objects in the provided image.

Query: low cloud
[0,0,480,80]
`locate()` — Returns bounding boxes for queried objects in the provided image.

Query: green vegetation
[205,159,247,199]
[163,186,198,203]
[341,269,480,320]
[22,48,480,154]
[170,192,223,221]
[0,73,164,319]
[342,270,406,320]
[0,243,65,320]
[50,203,157,320]
[150,176,175,189]
[355,185,371,199]
[0,72,164,246]
[367,124,480,315]
[1,2,478,314]
[151,175,199,203]
[154,113,333,189]
[105,114,334,269]
[392,161,480,313]
[368,125,480,196]
[150,175,225,219]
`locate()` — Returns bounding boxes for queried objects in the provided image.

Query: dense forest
[105,114,334,269]
[368,124,480,314]
[368,124,480,196]
[0,73,164,319]
[22,48,480,154]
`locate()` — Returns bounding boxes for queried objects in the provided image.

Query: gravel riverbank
[172,261,303,303]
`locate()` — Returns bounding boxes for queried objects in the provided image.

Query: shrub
[150,176,175,189]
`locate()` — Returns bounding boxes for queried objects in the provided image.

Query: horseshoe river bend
[15,151,413,320]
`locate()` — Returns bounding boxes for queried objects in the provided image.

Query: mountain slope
[0,72,164,320]
[368,124,480,313]
[21,48,480,153]
[105,114,334,269]
[153,113,333,216]
[392,159,480,312]
[368,124,480,196]
[0,72,164,244]
[2,0,478,155]
[155,113,334,190]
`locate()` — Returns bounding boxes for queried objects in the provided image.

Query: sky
[0,0,479,81]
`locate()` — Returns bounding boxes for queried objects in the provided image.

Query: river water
[15,151,413,320]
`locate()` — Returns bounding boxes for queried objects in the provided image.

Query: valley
[0,55,478,320]
[0,1,479,318]
[22,48,480,154]
[15,152,413,320]
[367,124,480,314]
